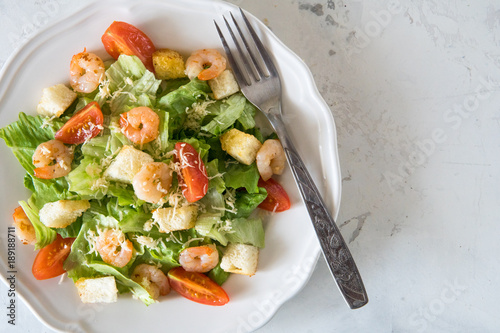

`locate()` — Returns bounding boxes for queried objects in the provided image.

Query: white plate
[0,0,341,332]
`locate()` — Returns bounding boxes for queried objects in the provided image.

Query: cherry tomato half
[55,101,104,145]
[101,21,156,73]
[168,267,229,306]
[258,178,291,212]
[175,142,209,203]
[32,234,75,280]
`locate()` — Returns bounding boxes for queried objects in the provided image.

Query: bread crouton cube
[220,128,262,165]
[104,145,154,183]
[152,49,187,80]
[39,200,90,228]
[36,84,77,118]
[152,205,198,233]
[75,276,118,303]
[208,69,240,100]
[220,243,259,276]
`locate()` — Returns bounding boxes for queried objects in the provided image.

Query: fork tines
[214,8,277,88]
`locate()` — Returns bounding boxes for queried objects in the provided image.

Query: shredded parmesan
[90,177,109,192]
[182,237,205,248]
[184,100,216,130]
[96,77,111,100]
[85,163,102,177]
[224,189,238,214]
[165,231,183,244]
[143,219,154,232]
[207,171,225,180]
[85,229,99,255]
[218,219,234,233]
[135,235,160,250]
[40,115,56,129]
[125,77,134,86]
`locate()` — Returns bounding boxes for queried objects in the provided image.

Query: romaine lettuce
[201,93,246,135]
[223,162,260,193]
[226,218,265,248]
[19,198,56,250]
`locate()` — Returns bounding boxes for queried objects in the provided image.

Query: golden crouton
[103,145,154,184]
[75,276,118,303]
[152,205,198,233]
[220,128,262,165]
[37,84,77,118]
[39,200,90,228]
[220,243,259,276]
[208,69,240,100]
[152,49,187,80]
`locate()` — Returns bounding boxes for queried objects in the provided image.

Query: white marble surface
[1,0,499,332]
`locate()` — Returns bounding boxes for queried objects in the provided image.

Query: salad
[1,21,291,306]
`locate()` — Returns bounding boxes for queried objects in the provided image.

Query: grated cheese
[217,219,234,233]
[125,77,134,86]
[85,229,99,255]
[135,235,160,250]
[182,237,205,248]
[40,115,56,129]
[143,219,154,232]
[184,99,216,131]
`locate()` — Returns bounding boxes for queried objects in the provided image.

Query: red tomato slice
[32,234,75,280]
[168,267,229,306]
[55,101,104,144]
[101,21,156,73]
[258,178,291,212]
[175,142,209,203]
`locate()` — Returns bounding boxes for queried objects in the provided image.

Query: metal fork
[215,8,368,309]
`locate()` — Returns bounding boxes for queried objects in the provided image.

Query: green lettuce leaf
[206,159,225,193]
[208,247,230,285]
[87,262,155,305]
[57,216,83,238]
[226,218,265,248]
[201,93,246,135]
[19,198,56,250]
[24,173,74,208]
[67,156,106,200]
[157,78,211,136]
[0,112,64,173]
[144,240,182,271]
[194,213,228,246]
[237,100,258,130]
[226,187,267,219]
[223,163,260,193]
[95,55,161,115]
[1,112,74,207]
[64,210,104,281]
[199,187,226,214]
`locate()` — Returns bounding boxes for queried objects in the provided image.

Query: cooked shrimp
[179,244,219,273]
[132,162,173,204]
[12,206,36,245]
[119,107,160,145]
[70,50,105,93]
[185,49,226,81]
[131,264,170,299]
[32,139,73,179]
[95,229,133,268]
[256,139,286,181]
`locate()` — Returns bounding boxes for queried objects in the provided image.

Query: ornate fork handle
[267,111,368,309]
